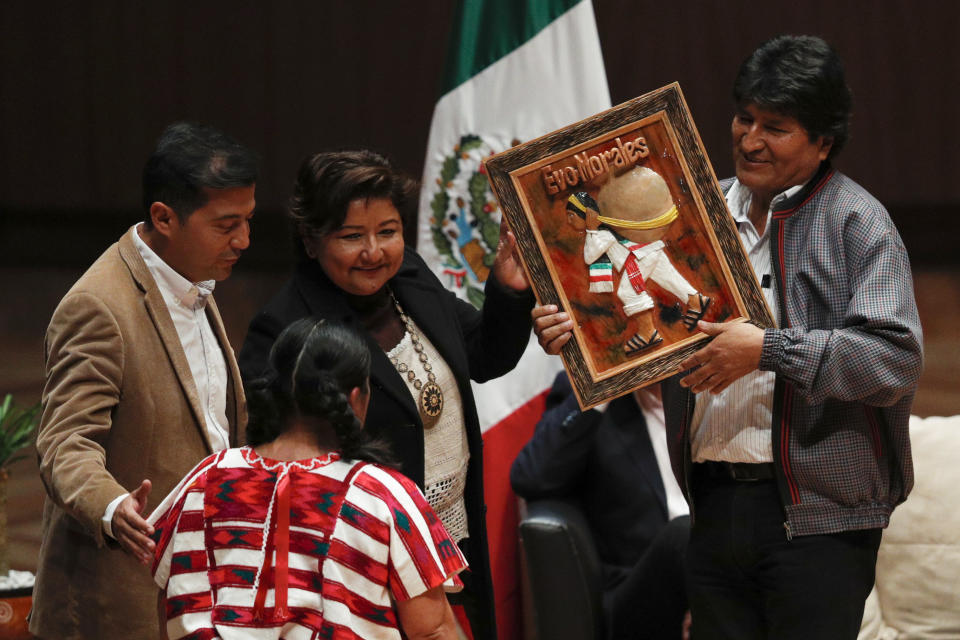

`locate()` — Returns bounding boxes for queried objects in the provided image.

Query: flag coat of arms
[417,0,610,636]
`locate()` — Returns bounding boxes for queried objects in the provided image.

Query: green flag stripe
[441,0,582,94]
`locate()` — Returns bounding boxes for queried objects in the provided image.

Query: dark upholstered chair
[518,498,604,640]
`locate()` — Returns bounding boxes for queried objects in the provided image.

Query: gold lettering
[553,168,567,191]
[601,149,615,172]
[589,155,604,175]
[610,147,625,167]
[542,136,652,198]
[542,166,558,194]
[586,155,596,180]
[573,153,590,182]
[634,136,649,158]
[614,137,628,165]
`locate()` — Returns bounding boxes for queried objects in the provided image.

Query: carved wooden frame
[485,83,774,409]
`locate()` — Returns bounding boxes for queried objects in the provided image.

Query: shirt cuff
[759,327,784,372]
[102,493,129,539]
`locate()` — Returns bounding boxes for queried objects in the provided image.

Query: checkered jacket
[663,164,923,537]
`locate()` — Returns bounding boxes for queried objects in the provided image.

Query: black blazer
[239,247,533,638]
[511,372,669,591]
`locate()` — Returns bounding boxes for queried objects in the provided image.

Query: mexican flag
[417,0,610,636]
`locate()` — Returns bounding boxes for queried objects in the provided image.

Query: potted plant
[0,393,40,639]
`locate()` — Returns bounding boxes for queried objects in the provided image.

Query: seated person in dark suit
[511,372,690,640]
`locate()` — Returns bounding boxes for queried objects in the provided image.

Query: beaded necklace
[388,291,444,427]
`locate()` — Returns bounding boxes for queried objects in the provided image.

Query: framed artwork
[485,83,774,409]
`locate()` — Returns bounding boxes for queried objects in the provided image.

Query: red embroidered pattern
[151,448,467,639]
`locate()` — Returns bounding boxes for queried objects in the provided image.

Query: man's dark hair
[733,35,852,159]
[142,122,259,226]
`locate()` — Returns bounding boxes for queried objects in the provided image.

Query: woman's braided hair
[245,318,395,466]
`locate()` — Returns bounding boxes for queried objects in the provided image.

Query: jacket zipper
[771,212,799,539]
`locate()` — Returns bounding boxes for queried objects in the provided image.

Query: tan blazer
[30,227,246,639]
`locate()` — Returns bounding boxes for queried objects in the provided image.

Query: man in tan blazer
[31,122,259,639]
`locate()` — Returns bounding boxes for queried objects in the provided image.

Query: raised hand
[491,219,530,292]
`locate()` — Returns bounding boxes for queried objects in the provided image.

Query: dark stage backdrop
[1,0,957,269]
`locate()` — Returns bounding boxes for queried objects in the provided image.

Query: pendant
[419,380,444,426]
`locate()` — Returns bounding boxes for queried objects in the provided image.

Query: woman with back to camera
[238,150,534,638]
[149,318,467,639]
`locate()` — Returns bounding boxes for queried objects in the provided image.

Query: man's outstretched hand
[113,479,155,566]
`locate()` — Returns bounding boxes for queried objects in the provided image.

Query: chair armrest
[519,498,603,640]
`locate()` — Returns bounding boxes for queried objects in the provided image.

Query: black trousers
[605,515,691,640]
[686,468,881,640]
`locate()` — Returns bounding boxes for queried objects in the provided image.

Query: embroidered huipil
[149,447,467,640]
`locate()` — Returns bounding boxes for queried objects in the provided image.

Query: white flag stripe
[418,0,610,431]
[418,1,609,264]
[469,334,560,429]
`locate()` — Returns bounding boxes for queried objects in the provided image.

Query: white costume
[584,229,697,316]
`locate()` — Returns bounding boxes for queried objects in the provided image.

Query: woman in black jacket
[239,150,533,639]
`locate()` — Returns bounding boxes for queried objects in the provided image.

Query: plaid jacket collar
[772,162,835,220]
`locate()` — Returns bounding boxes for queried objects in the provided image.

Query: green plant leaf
[0,394,41,470]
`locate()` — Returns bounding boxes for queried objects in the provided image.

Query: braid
[293,365,396,467]
[312,372,365,454]
[252,317,397,467]
[292,366,353,437]
[244,370,290,446]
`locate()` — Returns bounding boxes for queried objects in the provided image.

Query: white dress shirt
[688,180,801,464]
[635,388,689,519]
[102,224,230,536]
